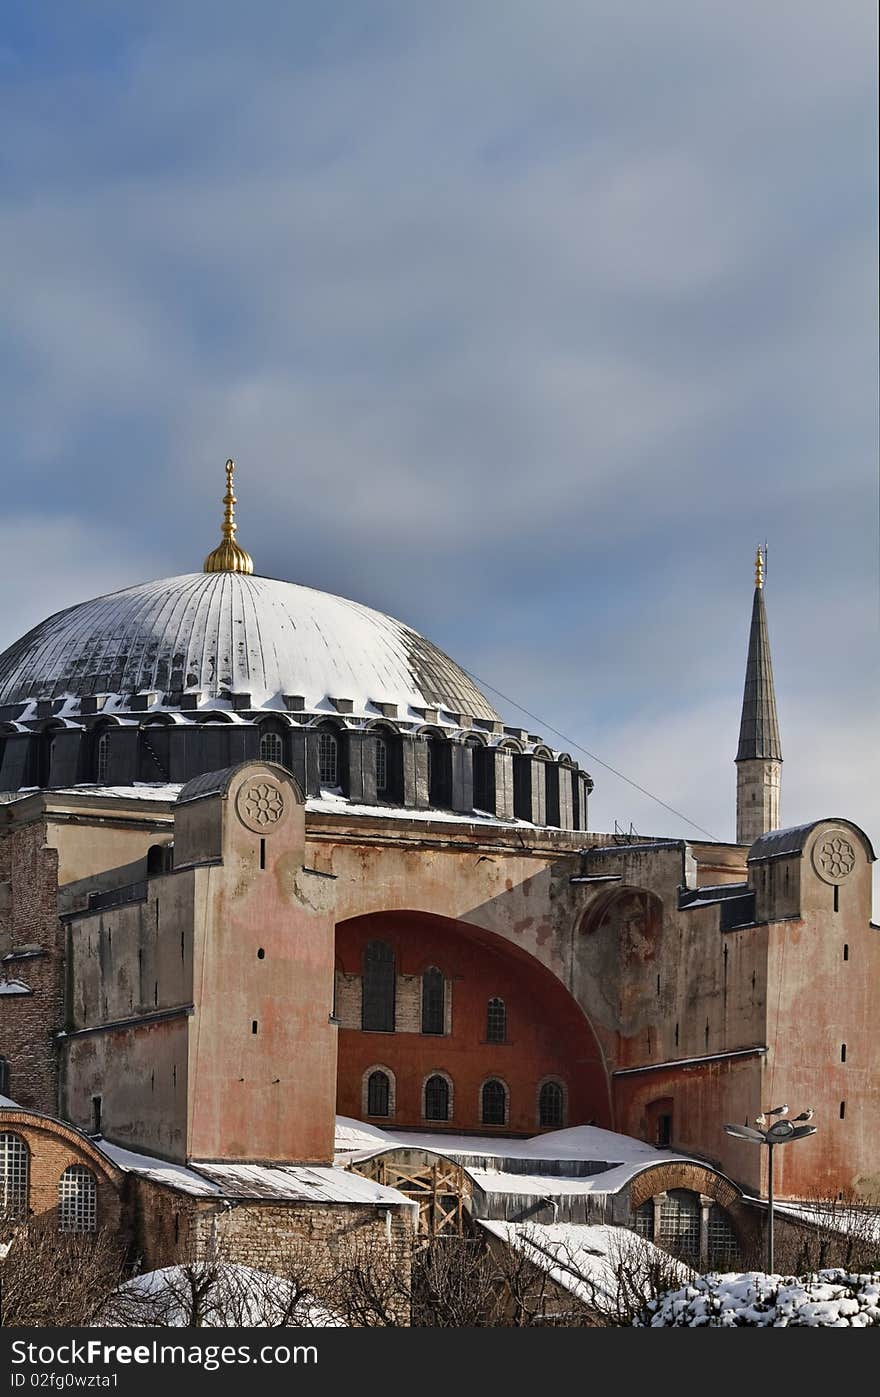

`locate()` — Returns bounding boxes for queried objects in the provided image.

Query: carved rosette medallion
[812,830,856,885]
[237,778,286,833]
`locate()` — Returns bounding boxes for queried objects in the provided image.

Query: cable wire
[463,667,722,842]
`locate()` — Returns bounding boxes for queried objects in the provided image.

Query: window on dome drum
[260,731,284,765]
[375,737,388,795]
[58,1165,97,1233]
[95,731,110,784]
[658,1190,701,1260]
[318,730,339,786]
[472,745,492,812]
[362,940,396,1032]
[367,1070,391,1118]
[424,1075,450,1122]
[0,1132,30,1218]
[427,739,452,807]
[486,997,506,1043]
[421,967,445,1035]
[481,1079,507,1127]
[539,1081,564,1129]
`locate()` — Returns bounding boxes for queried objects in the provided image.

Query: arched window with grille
[633,1200,654,1239]
[424,1074,451,1122]
[486,997,506,1043]
[58,1165,97,1233]
[707,1205,740,1267]
[421,967,444,1035]
[366,1070,391,1118]
[376,738,388,795]
[539,1080,565,1129]
[657,1189,701,1260]
[318,730,339,786]
[95,731,110,784]
[0,1132,30,1218]
[260,730,284,766]
[362,940,395,1032]
[481,1079,507,1126]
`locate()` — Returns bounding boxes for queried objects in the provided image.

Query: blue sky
[1,2,877,896]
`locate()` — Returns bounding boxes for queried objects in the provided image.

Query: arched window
[95,731,110,784]
[376,738,388,795]
[481,1079,507,1127]
[539,1080,565,1129]
[707,1205,739,1267]
[486,997,506,1043]
[427,738,452,807]
[58,1165,97,1233]
[0,1132,30,1218]
[657,1189,701,1259]
[633,1200,654,1239]
[424,1074,450,1122]
[366,1070,391,1118]
[362,940,395,1032]
[260,730,284,765]
[318,730,339,786]
[421,967,445,1035]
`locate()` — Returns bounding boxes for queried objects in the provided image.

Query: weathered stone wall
[0,819,64,1113]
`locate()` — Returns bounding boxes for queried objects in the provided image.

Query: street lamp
[724,1107,817,1273]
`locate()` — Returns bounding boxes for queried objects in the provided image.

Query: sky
[1,2,877,904]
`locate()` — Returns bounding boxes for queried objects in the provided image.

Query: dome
[0,571,501,724]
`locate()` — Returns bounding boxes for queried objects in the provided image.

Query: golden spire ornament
[754,544,764,590]
[203,459,254,574]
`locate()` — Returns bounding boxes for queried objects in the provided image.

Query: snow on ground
[639,1270,880,1327]
[479,1221,689,1309]
[106,1263,342,1328]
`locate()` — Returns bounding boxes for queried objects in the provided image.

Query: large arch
[334,909,611,1135]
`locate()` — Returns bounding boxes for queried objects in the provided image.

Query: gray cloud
[1,1,875,906]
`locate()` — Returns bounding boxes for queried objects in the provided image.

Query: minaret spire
[736,545,782,844]
[203,459,254,575]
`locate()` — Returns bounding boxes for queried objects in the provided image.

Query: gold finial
[203,459,254,574]
[754,544,764,590]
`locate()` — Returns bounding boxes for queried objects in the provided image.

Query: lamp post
[724,1107,816,1273]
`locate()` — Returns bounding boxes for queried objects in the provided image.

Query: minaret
[735,546,782,844]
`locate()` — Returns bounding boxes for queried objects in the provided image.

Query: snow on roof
[0,978,32,995]
[479,1221,689,1309]
[193,1161,416,1209]
[335,1116,671,1167]
[108,1263,343,1328]
[94,1140,221,1196]
[0,571,500,724]
[770,1201,880,1244]
[94,1135,413,1209]
[0,1094,21,1109]
[309,790,535,828]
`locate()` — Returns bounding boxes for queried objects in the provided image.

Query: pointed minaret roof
[736,547,782,762]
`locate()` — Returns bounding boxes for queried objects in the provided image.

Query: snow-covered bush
[637,1268,880,1327]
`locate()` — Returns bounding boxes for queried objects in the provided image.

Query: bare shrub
[0,1213,128,1327]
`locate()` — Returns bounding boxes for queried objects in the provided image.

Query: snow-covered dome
[0,571,500,724]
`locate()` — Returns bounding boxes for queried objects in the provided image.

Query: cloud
[0,1,875,905]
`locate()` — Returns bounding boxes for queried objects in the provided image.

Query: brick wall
[0,1110,124,1237]
[0,821,65,1113]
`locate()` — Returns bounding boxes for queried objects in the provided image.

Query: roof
[93,1136,415,1208]
[478,1221,690,1308]
[0,571,500,724]
[334,1116,700,1196]
[747,819,876,863]
[736,585,782,761]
